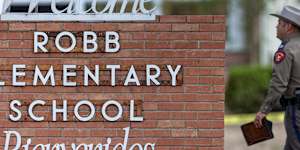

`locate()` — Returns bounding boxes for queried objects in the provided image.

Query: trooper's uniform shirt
[259,34,300,150]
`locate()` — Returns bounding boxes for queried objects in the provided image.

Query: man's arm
[254,48,293,128]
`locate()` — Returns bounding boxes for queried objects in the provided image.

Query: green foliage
[226,65,272,114]
[162,0,227,15]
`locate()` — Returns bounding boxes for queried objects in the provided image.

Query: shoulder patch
[274,51,286,64]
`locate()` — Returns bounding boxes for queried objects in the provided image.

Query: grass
[225,112,284,126]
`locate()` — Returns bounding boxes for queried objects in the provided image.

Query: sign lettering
[0,0,157,21]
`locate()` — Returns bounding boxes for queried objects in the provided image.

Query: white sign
[0,0,157,21]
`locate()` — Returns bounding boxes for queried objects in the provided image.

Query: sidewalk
[225,123,285,150]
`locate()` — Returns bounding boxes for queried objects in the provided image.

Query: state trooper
[254,6,300,150]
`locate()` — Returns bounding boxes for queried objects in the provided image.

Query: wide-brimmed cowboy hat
[271,6,300,28]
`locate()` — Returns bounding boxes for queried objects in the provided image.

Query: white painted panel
[0,13,156,21]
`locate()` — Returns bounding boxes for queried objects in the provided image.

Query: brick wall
[0,15,225,150]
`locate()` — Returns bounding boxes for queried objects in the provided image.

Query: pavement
[225,123,286,150]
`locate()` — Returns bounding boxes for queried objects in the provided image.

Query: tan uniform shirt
[260,35,300,114]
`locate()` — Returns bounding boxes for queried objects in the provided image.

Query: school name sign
[2,30,182,150]
[0,0,156,21]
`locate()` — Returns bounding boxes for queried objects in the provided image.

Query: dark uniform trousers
[284,104,300,150]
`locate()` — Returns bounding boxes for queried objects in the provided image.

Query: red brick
[91,129,117,137]
[132,32,160,40]
[156,139,186,146]
[145,24,172,31]
[214,15,226,23]
[212,32,226,41]
[144,112,171,120]
[170,112,198,120]
[212,102,224,111]
[9,23,36,31]
[0,50,22,57]
[63,23,91,31]
[172,24,199,31]
[9,40,33,49]
[185,138,211,146]
[22,32,34,40]
[0,15,225,149]
[146,130,171,137]
[187,16,214,23]
[119,23,144,31]
[0,23,8,31]
[22,122,49,128]
[0,41,9,48]
[199,24,226,32]
[212,138,224,146]
[159,32,184,40]
[132,32,145,40]
[185,85,212,93]
[7,32,23,39]
[144,94,170,101]
[184,68,225,76]
[185,32,212,40]
[171,129,198,137]
[131,120,158,128]
[160,16,187,23]
[158,120,185,128]
[158,86,185,93]
[37,23,62,31]
[121,41,145,49]
[213,85,225,93]
[188,121,211,129]
[210,120,224,129]
[0,32,8,39]
[197,112,224,120]
[158,102,185,111]
[200,42,225,49]
[35,129,62,137]
[91,23,119,31]
[143,102,158,110]
[119,32,132,40]
[198,130,224,138]
[170,94,224,101]
[145,32,162,40]
[145,41,171,49]
[172,41,198,49]
[196,77,224,84]
[185,102,212,111]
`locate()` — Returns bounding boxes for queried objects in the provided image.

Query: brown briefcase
[241,118,274,146]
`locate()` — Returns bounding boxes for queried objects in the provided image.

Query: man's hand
[254,112,267,128]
